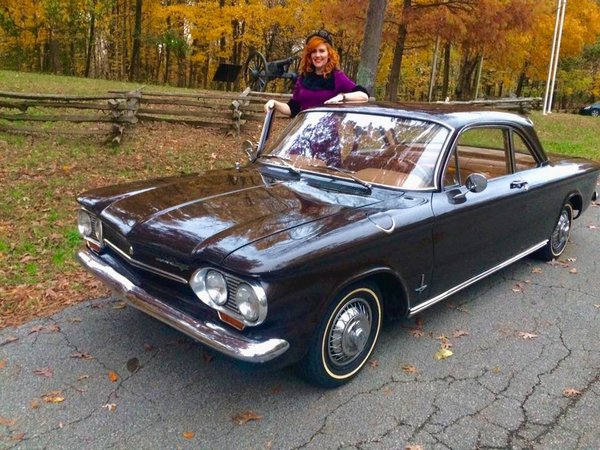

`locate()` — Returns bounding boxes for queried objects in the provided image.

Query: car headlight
[93,219,103,242]
[205,270,228,306]
[78,209,92,237]
[190,268,267,326]
[190,268,229,307]
[236,283,262,322]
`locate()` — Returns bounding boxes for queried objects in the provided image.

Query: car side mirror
[465,173,488,193]
[242,140,258,162]
[448,173,488,204]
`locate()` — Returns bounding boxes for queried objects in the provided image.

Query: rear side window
[443,126,539,188]
[512,132,538,172]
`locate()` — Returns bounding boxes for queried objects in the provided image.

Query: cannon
[244,50,300,92]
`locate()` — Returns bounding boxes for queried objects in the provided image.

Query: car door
[428,125,544,299]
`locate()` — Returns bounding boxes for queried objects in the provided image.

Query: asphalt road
[1,204,599,450]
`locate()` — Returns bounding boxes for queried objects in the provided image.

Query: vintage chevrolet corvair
[76,103,599,387]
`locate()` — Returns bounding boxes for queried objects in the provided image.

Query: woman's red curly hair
[299,37,340,78]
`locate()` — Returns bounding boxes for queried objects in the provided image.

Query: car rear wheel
[537,203,573,261]
[298,283,382,388]
[591,109,599,117]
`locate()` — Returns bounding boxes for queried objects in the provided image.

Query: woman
[264,30,369,117]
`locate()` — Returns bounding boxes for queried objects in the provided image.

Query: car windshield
[262,111,450,189]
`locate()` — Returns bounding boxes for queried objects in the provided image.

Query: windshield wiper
[310,164,372,191]
[257,154,301,177]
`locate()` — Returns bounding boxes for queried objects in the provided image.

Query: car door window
[449,127,509,185]
[512,132,538,172]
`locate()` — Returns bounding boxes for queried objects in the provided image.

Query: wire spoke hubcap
[551,209,571,254]
[327,298,372,367]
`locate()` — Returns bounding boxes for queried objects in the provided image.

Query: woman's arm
[324,91,369,104]
[264,99,292,116]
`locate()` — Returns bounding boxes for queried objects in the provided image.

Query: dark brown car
[76,104,599,387]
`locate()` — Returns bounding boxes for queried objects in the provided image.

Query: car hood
[79,167,383,263]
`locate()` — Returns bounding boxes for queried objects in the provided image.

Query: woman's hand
[263,99,292,117]
[264,99,276,112]
[324,93,345,104]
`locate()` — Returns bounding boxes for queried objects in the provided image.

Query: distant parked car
[76,103,600,387]
[579,102,600,117]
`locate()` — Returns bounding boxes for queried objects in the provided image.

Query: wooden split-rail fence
[0,88,541,144]
[0,87,289,144]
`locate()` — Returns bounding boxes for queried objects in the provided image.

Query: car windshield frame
[260,109,452,191]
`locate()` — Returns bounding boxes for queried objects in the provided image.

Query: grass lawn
[0,69,599,327]
[529,111,600,160]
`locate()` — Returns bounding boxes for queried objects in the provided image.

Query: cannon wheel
[286,56,301,93]
[244,51,269,92]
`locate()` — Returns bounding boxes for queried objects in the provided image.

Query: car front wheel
[299,283,383,388]
[537,203,573,261]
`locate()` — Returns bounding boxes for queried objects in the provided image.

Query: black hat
[306,29,334,46]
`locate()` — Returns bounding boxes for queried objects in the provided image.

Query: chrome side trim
[408,240,548,316]
[76,249,289,363]
[104,239,188,284]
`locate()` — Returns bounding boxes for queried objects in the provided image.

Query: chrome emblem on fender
[156,257,189,271]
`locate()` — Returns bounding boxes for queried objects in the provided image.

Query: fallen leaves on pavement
[409,316,425,337]
[512,282,526,293]
[33,367,54,378]
[126,358,140,373]
[563,388,582,398]
[0,336,19,346]
[436,335,452,349]
[401,364,418,374]
[10,432,25,442]
[517,331,538,339]
[42,391,65,403]
[183,432,195,439]
[28,324,60,335]
[434,348,453,360]
[452,329,469,338]
[0,416,16,427]
[108,371,119,382]
[233,410,262,425]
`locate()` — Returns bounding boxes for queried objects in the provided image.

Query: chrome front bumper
[76,249,289,363]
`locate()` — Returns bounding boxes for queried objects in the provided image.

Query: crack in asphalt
[506,317,573,447]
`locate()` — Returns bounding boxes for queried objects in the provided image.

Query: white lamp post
[543,0,567,114]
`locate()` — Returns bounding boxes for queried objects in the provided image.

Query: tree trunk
[85,1,96,78]
[164,47,171,84]
[455,50,478,100]
[129,0,142,81]
[48,37,62,74]
[385,0,411,101]
[515,62,529,97]
[441,42,451,100]
[356,0,388,96]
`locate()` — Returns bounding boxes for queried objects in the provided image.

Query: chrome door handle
[510,180,529,190]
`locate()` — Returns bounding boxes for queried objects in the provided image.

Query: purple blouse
[288,70,359,117]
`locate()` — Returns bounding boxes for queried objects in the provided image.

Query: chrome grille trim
[224,276,242,314]
[104,238,188,284]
